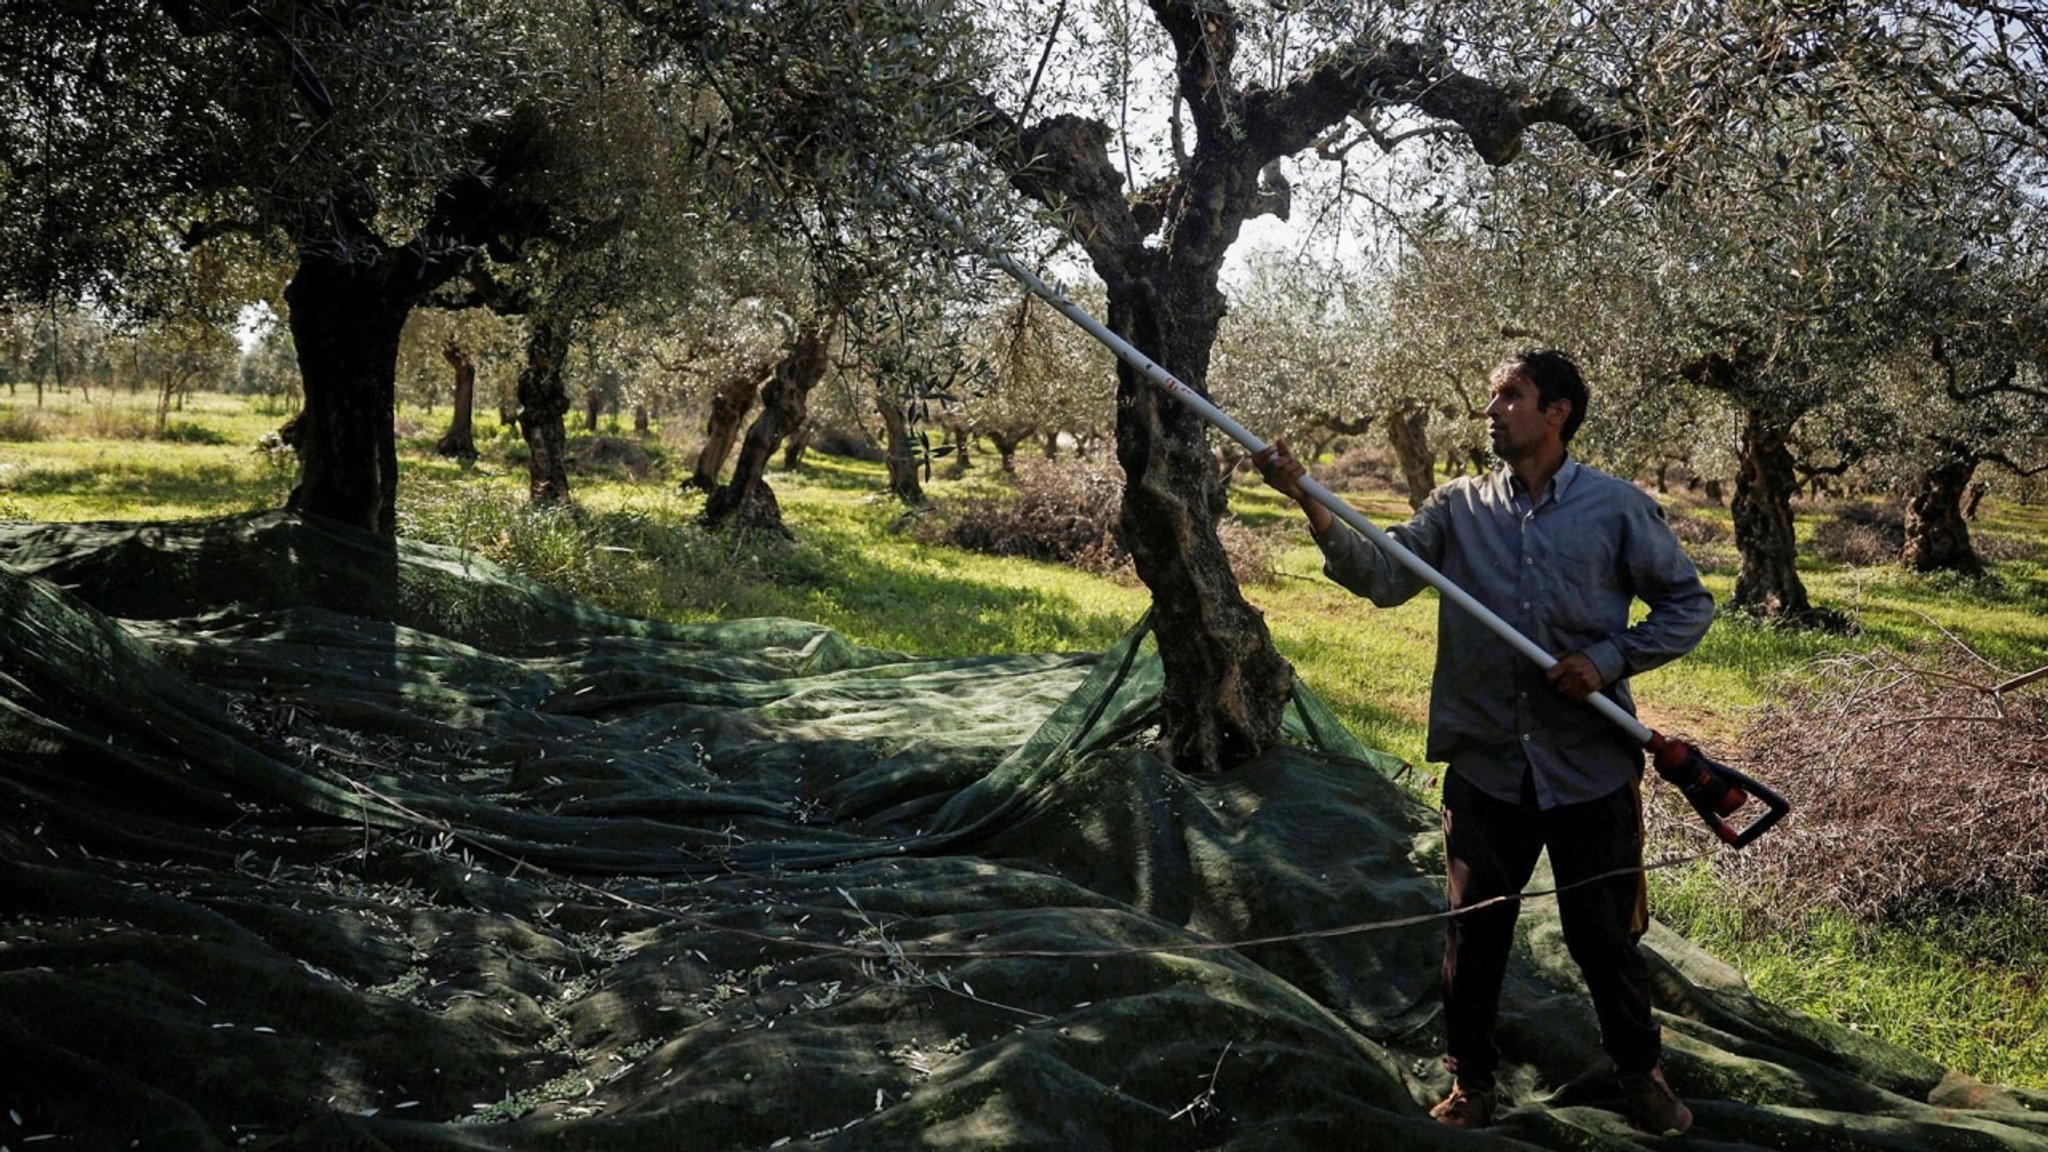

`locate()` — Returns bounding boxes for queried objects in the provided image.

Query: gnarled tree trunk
[703,326,829,535]
[1386,403,1435,510]
[991,427,1032,473]
[517,309,574,504]
[942,424,971,479]
[780,418,812,471]
[284,245,412,534]
[283,106,553,532]
[1730,406,1813,620]
[1107,275,1292,773]
[691,359,768,492]
[875,391,925,505]
[1902,440,1981,575]
[435,340,478,461]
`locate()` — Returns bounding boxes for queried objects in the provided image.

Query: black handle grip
[1647,735,1790,851]
[1704,763,1791,849]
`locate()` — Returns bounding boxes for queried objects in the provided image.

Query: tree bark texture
[435,341,478,460]
[1108,275,1291,773]
[1963,482,1987,520]
[1901,441,1982,575]
[703,327,828,535]
[1730,407,1813,620]
[1386,404,1435,509]
[692,360,768,492]
[780,419,811,471]
[516,310,574,504]
[284,249,412,534]
[876,391,925,505]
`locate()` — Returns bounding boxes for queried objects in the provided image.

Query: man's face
[1485,369,1567,463]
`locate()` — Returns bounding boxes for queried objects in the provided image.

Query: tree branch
[1148,0,1243,153]
[1247,35,1640,170]
[1981,448,2048,479]
[969,101,1149,294]
[1932,333,2043,402]
[1319,117,1465,160]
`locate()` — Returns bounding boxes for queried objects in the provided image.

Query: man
[1255,351,1713,1135]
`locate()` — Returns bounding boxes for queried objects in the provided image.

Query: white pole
[924,193,1655,747]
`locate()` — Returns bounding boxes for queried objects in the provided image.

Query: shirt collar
[1498,456,1582,506]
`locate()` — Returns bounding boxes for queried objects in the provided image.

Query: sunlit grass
[1656,865,2048,1089]
[0,388,294,519]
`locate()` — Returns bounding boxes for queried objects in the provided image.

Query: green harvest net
[1,511,2044,1150]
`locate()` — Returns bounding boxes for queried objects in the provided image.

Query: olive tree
[1211,253,1394,486]
[944,0,1660,769]
[0,3,577,531]
[965,284,1119,472]
[1892,270,2048,574]
[1362,1,2048,617]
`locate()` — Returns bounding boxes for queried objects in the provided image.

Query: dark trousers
[1440,766,1658,1088]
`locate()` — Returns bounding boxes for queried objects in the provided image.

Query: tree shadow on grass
[769,452,893,495]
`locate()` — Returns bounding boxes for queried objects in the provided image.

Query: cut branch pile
[1722,642,2048,918]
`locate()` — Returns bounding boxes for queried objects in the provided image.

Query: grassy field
[7,386,2048,1088]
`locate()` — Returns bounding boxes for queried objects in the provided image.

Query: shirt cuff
[1583,638,1628,686]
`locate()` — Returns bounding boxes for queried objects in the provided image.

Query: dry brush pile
[1716,642,2048,920]
[922,458,1280,584]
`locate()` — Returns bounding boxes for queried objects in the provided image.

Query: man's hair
[1493,349,1588,445]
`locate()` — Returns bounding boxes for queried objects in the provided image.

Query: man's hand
[1253,439,1308,499]
[1545,651,1604,703]
[1253,439,1335,537]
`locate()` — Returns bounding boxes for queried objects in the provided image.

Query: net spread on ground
[1,512,2041,1150]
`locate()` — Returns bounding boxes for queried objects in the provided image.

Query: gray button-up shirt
[1316,459,1713,809]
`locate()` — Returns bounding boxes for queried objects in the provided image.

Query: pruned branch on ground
[1713,641,2048,919]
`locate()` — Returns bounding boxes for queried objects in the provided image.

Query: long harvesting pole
[912,187,1787,847]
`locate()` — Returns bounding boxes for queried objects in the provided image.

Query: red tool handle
[1646,734,1790,849]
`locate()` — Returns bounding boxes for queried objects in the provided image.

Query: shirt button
[1521,733,1532,742]
[1524,556,1534,566]
[1520,601,1531,610]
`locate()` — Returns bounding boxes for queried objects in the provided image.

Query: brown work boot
[1619,1065,1693,1136]
[1429,1080,1497,1128]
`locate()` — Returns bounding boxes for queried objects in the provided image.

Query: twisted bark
[1902,440,1982,575]
[703,326,830,535]
[1730,406,1813,620]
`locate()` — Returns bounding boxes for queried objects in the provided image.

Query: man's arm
[1254,438,1439,607]
[1580,496,1715,688]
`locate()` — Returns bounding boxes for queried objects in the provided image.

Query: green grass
[0,388,297,519]
[1657,866,2048,1089]
[8,389,2048,1088]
